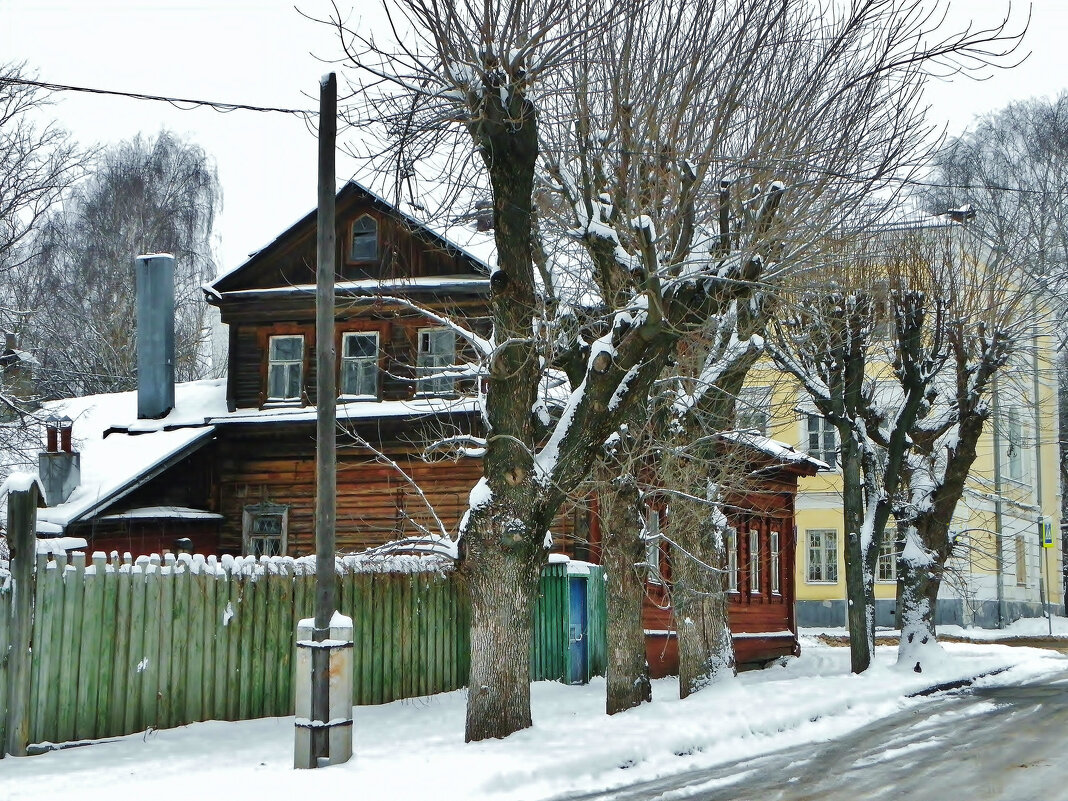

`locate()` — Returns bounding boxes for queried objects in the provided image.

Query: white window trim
[339,331,380,400]
[770,530,781,595]
[876,530,897,583]
[266,334,304,402]
[749,529,761,594]
[727,529,739,592]
[806,528,838,584]
[242,502,289,557]
[803,413,838,468]
[644,507,663,585]
[416,327,457,396]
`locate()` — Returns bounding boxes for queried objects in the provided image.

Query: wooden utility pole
[4,479,39,757]
[313,71,338,761]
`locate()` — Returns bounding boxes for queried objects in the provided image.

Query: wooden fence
[0,550,605,751]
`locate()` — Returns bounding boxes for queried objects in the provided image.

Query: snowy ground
[802,614,1068,642]
[4,637,1065,801]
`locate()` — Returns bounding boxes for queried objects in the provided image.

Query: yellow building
[739,229,1063,630]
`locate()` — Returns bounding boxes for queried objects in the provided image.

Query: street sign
[1041,518,1055,548]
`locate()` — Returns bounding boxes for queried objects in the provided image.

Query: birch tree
[11,130,220,399]
[326,0,1019,740]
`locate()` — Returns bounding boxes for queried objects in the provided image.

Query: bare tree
[768,231,953,673]
[876,229,1037,671]
[9,130,220,400]
[925,93,1068,301]
[323,0,1020,739]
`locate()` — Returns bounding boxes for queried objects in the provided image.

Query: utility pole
[295,72,352,769]
[991,376,1006,630]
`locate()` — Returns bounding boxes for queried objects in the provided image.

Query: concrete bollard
[294,613,353,768]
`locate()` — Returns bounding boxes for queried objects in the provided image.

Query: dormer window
[267,335,304,401]
[350,214,378,262]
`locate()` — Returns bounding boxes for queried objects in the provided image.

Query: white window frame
[749,529,761,594]
[339,331,379,399]
[242,502,289,557]
[737,386,771,435]
[806,529,838,584]
[727,529,739,592]
[350,214,378,262]
[417,327,456,395]
[805,413,838,466]
[644,507,663,585]
[770,530,781,595]
[267,334,304,402]
[876,530,896,583]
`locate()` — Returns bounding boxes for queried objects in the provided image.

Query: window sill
[805,580,839,585]
[338,395,379,403]
[262,398,304,408]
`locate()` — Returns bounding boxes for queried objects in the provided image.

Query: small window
[644,507,663,585]
[727,529,739,592]
[806,414,838,466]
[417,328,456,395]
[737,386,771,435]
[877,530,896,582]
[340,332,379,398]
[749,529,761,594]
[267,335,304,401]
[242,502,288,557]
[807,529,838,583]
[350,215,378,262]
[770,530,781,594]
[1005,406,1025,482]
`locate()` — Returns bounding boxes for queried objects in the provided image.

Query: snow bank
[4,639,1062,801]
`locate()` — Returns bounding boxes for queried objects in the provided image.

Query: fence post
[5,481,39,757]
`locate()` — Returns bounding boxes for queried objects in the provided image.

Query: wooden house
[24,182,821,670]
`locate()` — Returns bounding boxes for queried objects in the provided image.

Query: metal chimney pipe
[136,253,176,419]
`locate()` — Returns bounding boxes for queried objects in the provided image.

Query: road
[561,671,1068,801]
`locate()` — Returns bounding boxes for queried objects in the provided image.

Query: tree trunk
[599,470,652,714]
[896,541,942,673]
[840,431,875,673]
[671,515,734,698]
[462,511,545,741]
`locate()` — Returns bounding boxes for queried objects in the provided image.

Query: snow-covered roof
[28,378,482,531]
[215,396,480,426]
[97,506,224,521]
[215,275,490,302]
[720,430,829,472]
[38,426,215,528]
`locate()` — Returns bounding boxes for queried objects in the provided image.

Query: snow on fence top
[35,547,456,578]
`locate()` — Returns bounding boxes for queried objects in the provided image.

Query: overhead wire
[6,76,1067,199]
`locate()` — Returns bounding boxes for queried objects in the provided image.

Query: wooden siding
[214,186,486,294]
[226,308,490,410]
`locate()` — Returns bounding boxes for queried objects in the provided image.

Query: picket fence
[0,550,605,750]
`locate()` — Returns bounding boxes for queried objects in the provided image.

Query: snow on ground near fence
[4,639,1064,801]
[801,615,1068,641]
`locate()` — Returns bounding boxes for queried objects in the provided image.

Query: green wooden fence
[3,550,604,749]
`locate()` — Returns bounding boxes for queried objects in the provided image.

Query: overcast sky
[0,0,1064,274]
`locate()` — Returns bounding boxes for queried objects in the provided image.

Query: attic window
[350,214,378,262]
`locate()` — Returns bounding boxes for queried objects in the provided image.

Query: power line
[7,77,1066,198]
[3,76,316,118]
